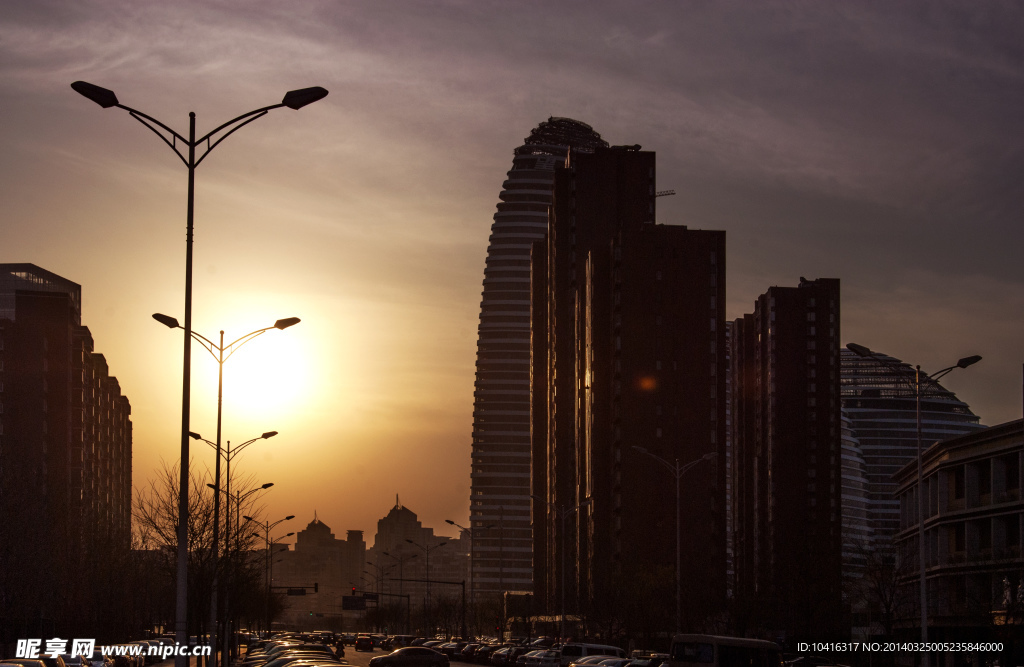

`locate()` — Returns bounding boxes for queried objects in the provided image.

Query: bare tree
[132,460,267,640]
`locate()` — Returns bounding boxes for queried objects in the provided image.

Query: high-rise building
[728,277,843,641]
[470,119,608,600]
[531,145,727,630]
[273,517,365,628]
[840,349,984,549]
[0,263,132,639]
[366,499,468,622]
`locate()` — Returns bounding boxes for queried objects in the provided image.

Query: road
[339,646,381,667]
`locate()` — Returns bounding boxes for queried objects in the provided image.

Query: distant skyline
[1,1,1021,546]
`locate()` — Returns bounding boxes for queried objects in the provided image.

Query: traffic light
[351,586,356,596]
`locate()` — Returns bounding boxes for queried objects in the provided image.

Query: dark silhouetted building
[531,146,726,632]
[470,118,609,601]
[893,419,1022,649]
[274,516,365,628]
[0,263,132,640]
[841,349,985,549]
[365,498,469,625]
[728,277,843,642]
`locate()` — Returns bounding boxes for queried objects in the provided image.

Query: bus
[669,634,781,667]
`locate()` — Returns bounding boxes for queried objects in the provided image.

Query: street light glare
[274,317,301,330]
[153,313,180,329]
[281,86,329,110]
[71,81,119,108]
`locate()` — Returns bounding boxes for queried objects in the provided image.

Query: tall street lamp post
[73,81,327,663]
[630,448,717,632]
[190,426,278,661]
[405,538,447,632]
[445,519,495,609]
[532,496,591,641]
[206,480,272,660]
[846,343,980,665]
[381,551,418,598]
[244,515,295,633]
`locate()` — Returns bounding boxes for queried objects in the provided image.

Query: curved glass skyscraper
[840,348,985,548]
[470,118,608,598]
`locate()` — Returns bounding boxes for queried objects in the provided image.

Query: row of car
[235,634,346,667]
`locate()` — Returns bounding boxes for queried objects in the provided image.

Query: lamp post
[206,480,271,660]
[630,448,716,632]
[73,80,326,663]
[846,343,980,664]
[531,496,591,641]
[244,515,295,633]
[190,426,278,662]
[445,519,495,610]
[381,551,418,598]
[405,538,447,632]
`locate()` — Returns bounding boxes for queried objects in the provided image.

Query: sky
[2,0,1022,547]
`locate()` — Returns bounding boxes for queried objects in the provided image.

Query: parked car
[355,637,375,652]
[369,648,449,667]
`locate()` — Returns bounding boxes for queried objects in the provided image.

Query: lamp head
[262,431,279,439]
[242,515,254,522]
[274,317,301,330]
[153,313,180,329]
[71,81,119,108]
[285,515,295,521]
[189,431,203,440]
[957,355,982,369]
[261,483,274,489]
[207,483,216,490]
[445,519,455,526]
[702,452,718,461]
[282,87,328,110]
[846,343,873,358]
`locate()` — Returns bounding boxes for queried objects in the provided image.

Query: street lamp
[206,480,271,659]
[73,80,326,663]
[244,514,295,633]
[381,551,418,598]
[532,496,591,641]
[189,422,280,664]
[846,343,980,663]
[405,538,447,632]
[631,448,716,632]
[446,519,495,608]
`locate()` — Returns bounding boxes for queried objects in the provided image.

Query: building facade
[471,118,609,600]
[531,146,727,632]
[273,517,366,628]
[840,349,985,550]
[893,419,1023,653]
[728,277,843,642]
[365,500,469,628]
[0,263,132,640]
